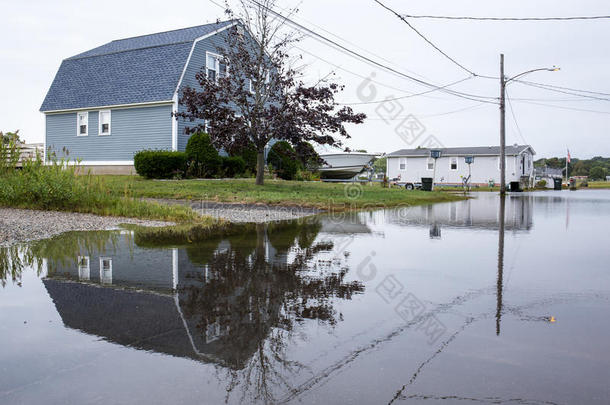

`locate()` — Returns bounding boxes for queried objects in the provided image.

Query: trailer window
[450,157,458,171]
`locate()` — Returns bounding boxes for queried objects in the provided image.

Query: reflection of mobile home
[387,195,533,232]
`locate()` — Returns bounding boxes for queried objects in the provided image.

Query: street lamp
[499,54,559,195]
[430,149,442,191]
[464,156,474,191]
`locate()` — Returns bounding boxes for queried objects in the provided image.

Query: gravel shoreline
[144,198,321,223]
[1,202,321,246]
[0,208,173,246]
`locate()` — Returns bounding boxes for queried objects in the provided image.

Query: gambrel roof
[40,20,236,112]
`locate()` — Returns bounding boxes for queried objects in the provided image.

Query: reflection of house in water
[387,195,533,238]
[319,212,372,235]
[43,223,362,370]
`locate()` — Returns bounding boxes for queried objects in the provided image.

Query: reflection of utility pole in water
[496,194,506,336]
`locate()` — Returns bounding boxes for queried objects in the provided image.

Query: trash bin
[553,178,562,190]
[421,177,433,191]
[569,178,577,190]
[509,181,521,192]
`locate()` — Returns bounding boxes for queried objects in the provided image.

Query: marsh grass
[0,152,200,222]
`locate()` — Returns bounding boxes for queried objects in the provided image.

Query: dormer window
[99,110,111,136]
[77,112,88,136]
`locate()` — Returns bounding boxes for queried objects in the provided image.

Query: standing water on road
[1,190,609,404]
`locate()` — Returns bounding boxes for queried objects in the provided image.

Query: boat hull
[319,153,376,180]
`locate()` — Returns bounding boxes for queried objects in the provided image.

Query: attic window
[206,52,227,82]
[77,112,88,136]
[99,110,111,135]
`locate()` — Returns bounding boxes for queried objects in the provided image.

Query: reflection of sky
[1,190,610,404]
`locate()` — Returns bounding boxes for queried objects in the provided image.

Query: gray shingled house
[40,20,240,174]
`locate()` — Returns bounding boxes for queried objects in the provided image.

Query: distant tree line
[535,156,610,180]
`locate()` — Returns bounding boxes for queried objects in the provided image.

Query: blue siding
[46,104,172,161]
[176,32,234,151]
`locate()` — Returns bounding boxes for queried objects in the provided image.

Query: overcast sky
[1,0,608,158]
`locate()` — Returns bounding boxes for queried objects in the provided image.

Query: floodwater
[1,190,609,405]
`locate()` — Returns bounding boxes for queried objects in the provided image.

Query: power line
[515,79,610,97]
[243,0,498,104]
[338,77,473,105]
[372,0,483,77]
[505,89,530,146]
[400,14,610,21]
[515,80,610,102]
[512,99,610,115]
[364,103,490,120]
[294,46,455,101]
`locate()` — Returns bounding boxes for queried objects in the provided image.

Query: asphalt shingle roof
[387,145,534,157]
[40,20,235,112]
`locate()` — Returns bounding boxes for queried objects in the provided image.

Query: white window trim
[427,158,434,171]
[77,111,88,136]
[449,157,458,171]
[98,110,111,136]
[99,257,113,284]
[206,51,228,82]
[77,256,90,281]
[399,158,407,171]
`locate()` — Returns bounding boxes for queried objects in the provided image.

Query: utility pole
[498,58,558,195]
[499,54,507,195]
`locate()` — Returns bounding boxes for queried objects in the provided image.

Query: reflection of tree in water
[179,222,364,404]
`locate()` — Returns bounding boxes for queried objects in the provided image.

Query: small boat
[319,152,377,180]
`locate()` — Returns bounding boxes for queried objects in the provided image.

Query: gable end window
[207,52,227,82]
[99,110,111,136]
[399,158,407,171]
[450,157,458,171]
[77,112,88,136]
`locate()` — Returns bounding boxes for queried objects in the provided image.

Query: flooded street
[1,190,609,404]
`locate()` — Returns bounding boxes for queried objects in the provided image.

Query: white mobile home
[386,145,535,187]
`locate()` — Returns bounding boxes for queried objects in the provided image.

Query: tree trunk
[256,149,265,186]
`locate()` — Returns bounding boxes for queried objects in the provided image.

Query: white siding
[387,152,534,185]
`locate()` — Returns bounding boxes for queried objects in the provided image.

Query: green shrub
[221,156,246,178]
[185,132,221,178]
[227,142,258,173]
[267,141,301,180]
[294,141,321,170]
[134,150,186,179]
[535,179,547,189]
[295,169,320,181]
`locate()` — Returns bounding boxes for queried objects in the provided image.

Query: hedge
[267,141,301,180]
[221,156,246,178]
[134,150,186,179]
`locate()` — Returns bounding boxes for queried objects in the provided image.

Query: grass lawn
[588,181,610,189]
[101,176,466,210]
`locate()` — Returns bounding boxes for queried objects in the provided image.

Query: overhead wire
[399,14,610,21]
[505,89,530,146]
[372,0,480,77]
[514,80,610,101]
[243,0,499,104]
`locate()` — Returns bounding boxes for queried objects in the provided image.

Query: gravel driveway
[0,208,172,246]
[144,199,321,223]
